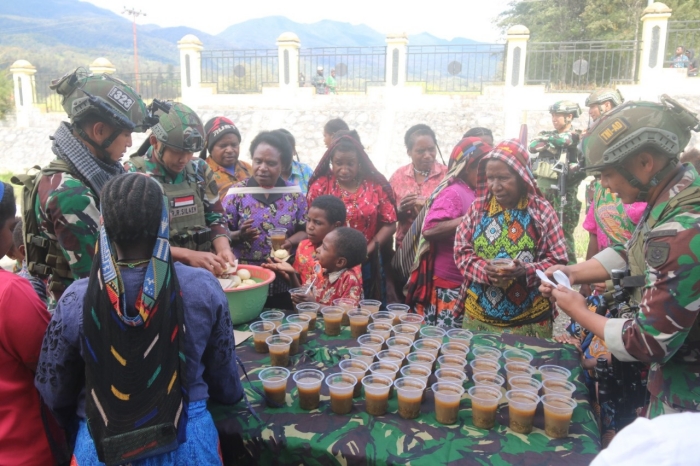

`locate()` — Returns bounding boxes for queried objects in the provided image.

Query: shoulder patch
[599,118,629,145]
[646,241,670,268]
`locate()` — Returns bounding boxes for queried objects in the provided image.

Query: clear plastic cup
[285,314,311,344]
[277,323,303,355]
[419,326,446,344]
[504,361,536,389]
[509,376,542,394]
[348,346,376,365]
[394,377,426,419]
[441,341,470,358]
[358,334,385,354]
[333,298,357,326]
[289,287,313,303]
[469,358,501,375]
[339,359,369,398]
[400,364,431,386]
[386,304,410,326]
[446,329,473,348]
[260,310,285,331]
[362,374,393,416]
[542,379,576,398]
[542,394,577,439]
[367,322,393,342]
[348,308,371,338]
[376,349,405,367]
[472,372,505,388]
[270,228,288,251]
[412,338,441,360]
[293,369,324,410]
[406,351,435,369]
[438,354,468,371]
[296,302,320,330]
[326,373,357,415]
[266,335,292,367]
[506,389,540,434]
[386,336,413,356]
[321,306,344,336]
[490,258,515,287]
[369,361,400,382]
[250,320,276,353]
[468,385,501,429]
[471,345,502,361]
[435,368,467,386]
[432,382,465,425]
[503,348,534,365]
[392,324,419,342]
[259,367,290,408]
[399,313,425,327]
[539,365,572,381]
[372,311,396,325]
[359,299,381,315]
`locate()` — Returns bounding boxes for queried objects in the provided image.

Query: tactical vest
[11,160,75,296]
[128,156,212,252]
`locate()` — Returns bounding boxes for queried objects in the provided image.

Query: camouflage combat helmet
[585,88,624,109]
[50,68,149,134]
[150,102,204,153]
[581,94,700,200]
[549,100,582,118]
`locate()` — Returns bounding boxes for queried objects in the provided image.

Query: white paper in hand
[536,270,558,287]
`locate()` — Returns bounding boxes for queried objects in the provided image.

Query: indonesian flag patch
[172,195,195,208]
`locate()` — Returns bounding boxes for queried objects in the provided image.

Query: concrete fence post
[505,25,530,88]
[277,32,301,91]
[89,57,117,75]
[385,33,408,88]
[10,59,37,127]
[639,2,673,86]
[178,34,203,105]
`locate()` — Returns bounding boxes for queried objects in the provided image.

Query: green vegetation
[0,70,13,120]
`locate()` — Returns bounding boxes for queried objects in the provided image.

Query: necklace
[413,165,430,177]
[116,259,151,268]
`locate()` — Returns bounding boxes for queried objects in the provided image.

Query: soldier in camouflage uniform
[32,69,149,297]
[529,101,586,264]
[125,102,236,275]
[541,95,700,419]
[586,88,624,125]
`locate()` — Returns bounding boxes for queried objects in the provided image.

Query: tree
[0,70,13,120]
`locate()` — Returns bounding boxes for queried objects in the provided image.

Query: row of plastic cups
[251,318,309,354]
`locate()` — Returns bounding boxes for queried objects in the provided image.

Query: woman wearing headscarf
[36,173,242,465]
[454,140,568,338]
[199,116,252,198]
[307,131,398,303]
[404,137,492,328]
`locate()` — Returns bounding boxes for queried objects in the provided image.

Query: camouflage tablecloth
[210,321,601,466]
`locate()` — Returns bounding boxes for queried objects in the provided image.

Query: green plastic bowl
[223,264,276,325]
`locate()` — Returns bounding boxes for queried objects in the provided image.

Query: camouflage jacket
[124,148,229,241]
[594,164,700,412]
[35,170,100,289]
[528,129,578,155]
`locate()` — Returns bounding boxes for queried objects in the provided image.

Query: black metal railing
[665,20,700,68]
[525,41,640,91]
[406,44,506,92]
[32,73,63,112]
[299,47,386,93]
[201,49,279,94]
[119,72,181,102]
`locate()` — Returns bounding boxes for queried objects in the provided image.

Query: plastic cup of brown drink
[490,258,515,288]
[270,228,288,251]
[260,310,285,332]
[542,394,577,439]
[538,365,572,382]
[503,348,534,365]
[367,322,393,343]
[400,364,431,387]
[348,347,376,365]
[542,379,576,398]
[419,326,446,345]
[441,341,470,358]
[369,361,400,388]
[293,369,324,410]
[386,336,413,357]
[392,324,419,342]
[399,313,425,327]
[471,345,502,361]
[469,358,501,376]
[340,359,369,397]
[358,334,385,354]
[362,374,393,416]
[468,385,502,429]
[259,367,290,408]
[326,373,357,415]
[432,382,465,425]
[446,329,473,348]
[277,323,303,356]
[473,372,505,389]
[439,354,468,372]
[250,321,276,353]
[377,349,406,369]
[321,306,344,336]
[333,298,357,326]
[506,389,540,434]
[435,368,467,387]
[372,311,396,326]
[285,314,311,344]
[406,352,435,370]
[509,376,542,395]
[395,377,426,420]
[360,299,381,315]
[266,335,293,367]
[348,308,371,338]
[296,302,320,331]
[505,362,536,389]
[412,338,441,361]
[386,304,410,326]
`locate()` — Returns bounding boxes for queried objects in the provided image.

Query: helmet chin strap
[615,158,678,202]
[74,125,118,164]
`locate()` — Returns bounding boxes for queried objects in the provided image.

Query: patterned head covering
[82,182,188,463]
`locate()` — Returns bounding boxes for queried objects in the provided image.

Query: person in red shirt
[0,181,55,465]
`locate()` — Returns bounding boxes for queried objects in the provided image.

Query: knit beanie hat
[200,116,241,159]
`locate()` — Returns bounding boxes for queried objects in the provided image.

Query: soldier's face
[599,166,639,204]
[588,105,601,121]
[552,113,570,132]
[161,146,194,174]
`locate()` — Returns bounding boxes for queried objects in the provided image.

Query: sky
[82,0,514,42]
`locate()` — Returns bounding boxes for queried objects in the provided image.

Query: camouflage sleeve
[37,173,100,280]
[546,131,575,149]
[195,159,228,239]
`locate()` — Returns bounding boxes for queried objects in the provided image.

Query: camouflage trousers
[538,176,582,265]
[647,394,693,419]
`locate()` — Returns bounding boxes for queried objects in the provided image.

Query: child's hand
[262,259,296,282]
[290,291,314,305]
